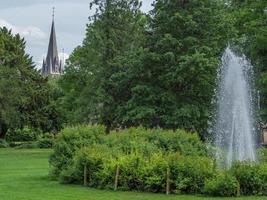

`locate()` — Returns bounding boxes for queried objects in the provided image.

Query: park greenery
[0,0,267,198]
[57,0,267,138]
[0,27,63,139]
[49,125,267,197]
[0,0,266,138]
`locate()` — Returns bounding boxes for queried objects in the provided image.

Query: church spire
[41,7,63,76]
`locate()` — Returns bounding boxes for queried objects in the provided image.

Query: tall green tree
[59,0,146,131]
[113,0,231,136]
[61,0,232,136]
[230,0,267,121]
[0,27,62,138]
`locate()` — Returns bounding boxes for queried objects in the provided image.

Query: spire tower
[41,7,63,76]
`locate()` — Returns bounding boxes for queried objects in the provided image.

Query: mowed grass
[0,149,266,200]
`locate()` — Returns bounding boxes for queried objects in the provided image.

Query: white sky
[0,0,154,68]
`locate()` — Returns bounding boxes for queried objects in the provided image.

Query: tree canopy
[58,0,233,137]
[1,0,266,139]
[0,27,62,138]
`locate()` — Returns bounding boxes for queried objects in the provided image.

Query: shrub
[230,162,267,196]
[60,149,213,193]
[60,145,114,187]
[204,172,239,196]
[59,166,80,184]
[37,133,55,148]
[38,138,53,148]
[6,126,41,142]
[50,124,105,177]
[115,153,147,191]
[141,152,169,193]
[50,125,213,194]
[170,156,215,194]
[0,139,9,148]
[105,127,207,156]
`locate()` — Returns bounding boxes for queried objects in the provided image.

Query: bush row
[60,147,214,194]
[49,125,267,197]
[5,126,41,142]
[49,125,207,177]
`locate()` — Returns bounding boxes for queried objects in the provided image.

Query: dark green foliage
[131,0,229,135]
[58,0,145,131]
[38,139,53,149]
[204,173,240,197]
[230,1,267,121]
[0,139,9,148]
[1,0,265,145]
[37,133,55,148]
[6,126,41,142]
[58,0,231,137]
[0,27,63,138]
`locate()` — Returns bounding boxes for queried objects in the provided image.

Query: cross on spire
[52,7,55,21]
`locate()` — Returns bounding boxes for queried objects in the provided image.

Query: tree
[61,0,233,137]
[230,0,267,121]
[0,27,62,138]
[113,0,230,136]
[59,0,146,131]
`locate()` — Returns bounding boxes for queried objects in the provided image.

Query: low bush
[105,127,207,156]
[51,125,214,194]
[170,155,215,194]
[0,139,9,148]
[141,152,169,193]
[50,125,267,196]
[230,162,267,196]
[60,145,112,186]
[203,172,239,197]
[63,148,213,193]
[6,126,41,142]
[37,133,55,148]
[49,124,106,176]
[38,138,53,148]
[114,153,148,191]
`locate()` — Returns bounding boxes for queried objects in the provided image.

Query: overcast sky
[0,0,154,68]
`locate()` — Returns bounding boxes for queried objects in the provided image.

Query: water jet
[213,47,257,168]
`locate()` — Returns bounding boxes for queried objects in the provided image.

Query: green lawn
[0,149,266,200]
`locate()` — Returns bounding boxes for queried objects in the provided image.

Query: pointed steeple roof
[42,7,63,76]
[46,8,59,64]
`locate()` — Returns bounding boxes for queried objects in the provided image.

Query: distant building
[42,8,63,76]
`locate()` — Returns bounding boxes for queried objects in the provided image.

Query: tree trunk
[0,123,2,138]
[0,122,7,139]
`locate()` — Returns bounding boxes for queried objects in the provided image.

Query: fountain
[213,47,257,168]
